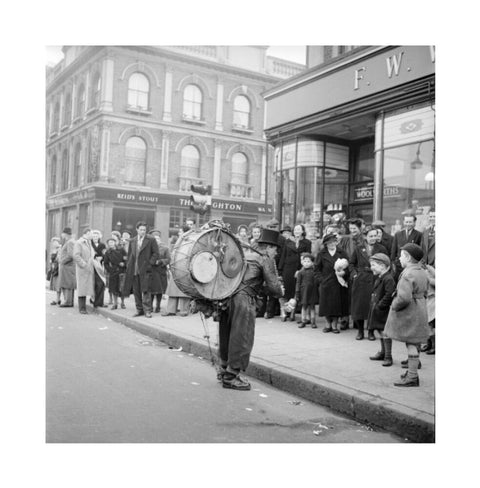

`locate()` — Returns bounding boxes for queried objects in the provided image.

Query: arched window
[180,144,200,178]
[128,73,149,110]
[125,136,147,185]
[90,73,102,109]
[183,84,202,120]
[63,93,72,126]
[76,84,85,118]
[50,155,57,194]
[231,152,248,184]
[233,95,251,128]
[61,149,69,191]
[53,102,60,132]
[73,143,82,187]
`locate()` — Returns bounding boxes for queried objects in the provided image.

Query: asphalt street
[46,293,406,443]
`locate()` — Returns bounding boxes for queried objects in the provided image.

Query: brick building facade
[46,46,304,243]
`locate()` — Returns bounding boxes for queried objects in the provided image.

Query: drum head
[190,251,218,283]
[221,249,244,278]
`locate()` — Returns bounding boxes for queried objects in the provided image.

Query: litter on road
[259,394,268,398]
[168,346,183,352]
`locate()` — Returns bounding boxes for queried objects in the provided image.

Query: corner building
[46,46,304,242]
[263,46,435,237]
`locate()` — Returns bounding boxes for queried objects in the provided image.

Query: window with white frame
[76,84,85,118]
[183,84,202,120]
[91,73,101,109]
[231,152,248,184]
[127,73,149,110]
[53,102,60,132]
[61,149,69,191]
[63,93,72,126]
[233,95,251,128]
[180,144,200,178]
[125,136,147,185]
[50,155,57,194]
[73,143,82,187]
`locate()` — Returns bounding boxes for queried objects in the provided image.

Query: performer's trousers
[132,274,152,313]
[218,292,256,372]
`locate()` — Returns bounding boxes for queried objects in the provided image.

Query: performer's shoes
[222,373,251,391]
[216,367,227,382]
[370,351,384,361]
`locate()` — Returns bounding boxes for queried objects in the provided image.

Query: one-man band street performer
[217,228,284,390]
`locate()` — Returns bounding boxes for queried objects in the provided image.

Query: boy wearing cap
[367,253,396,366]
[384,243,429,387]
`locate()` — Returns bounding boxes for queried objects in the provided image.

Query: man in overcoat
[58,227,76,307]
[420,209,435,267]
[73,227,95,314]
[123,221,159,318]
[390,214,422,281]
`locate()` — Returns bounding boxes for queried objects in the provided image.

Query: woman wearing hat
[278,224,311,322]
[349,226,388,340]
[48,237,62,305]
[315,233,350,333]
[236,224,250,245]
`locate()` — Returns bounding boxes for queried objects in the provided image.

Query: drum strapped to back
[170,227,246,300]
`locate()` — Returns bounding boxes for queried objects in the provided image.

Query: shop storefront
[264,46,435,237]
[46,184,272,243]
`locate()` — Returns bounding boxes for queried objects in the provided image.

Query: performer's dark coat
[219,248,283,372]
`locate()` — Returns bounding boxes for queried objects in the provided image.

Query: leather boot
[382,338,393,366]
[426,335,435,355]
[355,321,364,340]
[78,297,87,314]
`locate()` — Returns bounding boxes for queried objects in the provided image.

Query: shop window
[50,155,57,194]
[128,72,150,110]
[353,141,375,182]
[382,140,435,234]
[183,84,202,120]
[63,93,72,127]
[180,144,201,180]
[61,149,69,191]
[125,136,147,185]
[231,152,248,183]
[90,72,101,109]
[76,84,85,118]
[73,143,82,187]
[79,203,91,229]
[233,95,251,129]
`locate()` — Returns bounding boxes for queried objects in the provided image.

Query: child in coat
[103,238,127,310]
[296,253,319,329]
[384,243,429,387]
[367,253,396,366]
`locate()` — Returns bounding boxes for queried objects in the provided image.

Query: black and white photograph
[5,1,480,487]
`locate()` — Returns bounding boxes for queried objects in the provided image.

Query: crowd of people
[47,208,435,388]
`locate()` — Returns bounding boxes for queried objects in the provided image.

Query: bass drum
[170,227,246,300]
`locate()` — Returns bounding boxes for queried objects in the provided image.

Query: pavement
[48,290,435,442]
